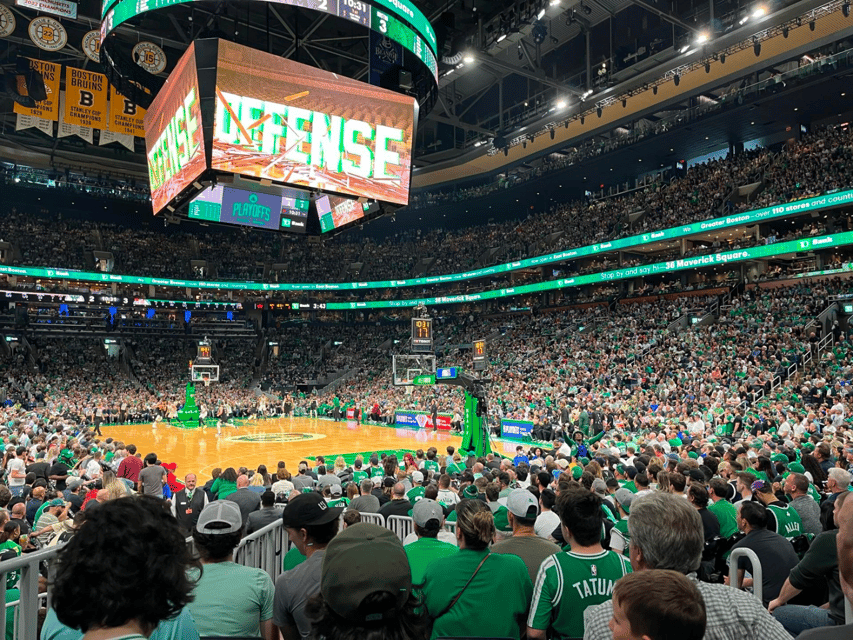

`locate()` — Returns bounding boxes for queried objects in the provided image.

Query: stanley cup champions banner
[108,85,146,137]
[13,58,60,120]
[63,66,107,129]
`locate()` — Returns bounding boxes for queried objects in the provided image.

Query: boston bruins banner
[108,85,145,137]
[63,66,107,129]
[13,58,60,121]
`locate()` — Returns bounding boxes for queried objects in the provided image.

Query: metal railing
[730,547,764,605]
[233,518,290,585]
[0,543,64,640]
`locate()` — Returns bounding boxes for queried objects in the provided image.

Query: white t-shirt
[6,458,25,487]
[85,459,102,479]
[436,489,459,505]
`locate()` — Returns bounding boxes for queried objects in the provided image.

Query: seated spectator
[306,522,427,640]
[728,501,800,607]
[349,479,380,513]
[784,472,823,536]
[189,501,275,639]
[492,488,561,583]
[422,499,532,640]
[609,569,707,640]
[48,496,198,640]
[378,482,412,519]
[403,499,458,585]
[584,492,790,640]
[687,484,721,541]
[246,490,281,534]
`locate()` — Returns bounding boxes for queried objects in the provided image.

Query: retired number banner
[109,85,146,137]
[13,58,60,121]
[63,67,108,129]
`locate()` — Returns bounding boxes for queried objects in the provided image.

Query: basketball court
[98,416,521,483]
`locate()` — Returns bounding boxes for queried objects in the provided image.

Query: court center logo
[0,5,16,39]
[226,432,326,443]
[29,17,66,52]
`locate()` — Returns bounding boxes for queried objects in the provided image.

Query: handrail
[0,543,65,640]
[730,547,764,605]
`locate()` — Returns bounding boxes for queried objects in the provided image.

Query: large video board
[317,194,368,233]
[188,184,309,233]
[212,40,417,206]
[144,42,205,214]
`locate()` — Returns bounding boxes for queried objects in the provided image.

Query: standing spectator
[421,499,532,640]
[492,489,561,584]
[171,473,208,535]
[226,474,262,526]
[190,501,275,639]
[5,451,25,496]
[528,489,631,640]
[583,492,791,640]
[116,444,143,489]
[137,454,166,498]
[608,570,707,640]
[534,489,560,540]
[274,492,343,640]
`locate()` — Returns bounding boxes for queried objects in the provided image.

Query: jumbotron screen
[188,184,309,233]
[212,40,417,206]
[144,42,205,214]
[317,194,369,233]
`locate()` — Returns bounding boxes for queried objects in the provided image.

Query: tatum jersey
[529,549,632,639]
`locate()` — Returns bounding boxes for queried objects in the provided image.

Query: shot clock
[473,339,487,370]
[411,317,433,352]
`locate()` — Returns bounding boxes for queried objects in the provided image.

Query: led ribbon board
[2,232,852,302]
[100,0,437,80]
[212,40,417,206]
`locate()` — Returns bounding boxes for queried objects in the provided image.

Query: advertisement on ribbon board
[212,39,416,206]
[13,58,60,121]
[395,411,452,431]
[501,419,534,440]
[144,42,206,214]
[108,86,145,137]
[63,67,107,129]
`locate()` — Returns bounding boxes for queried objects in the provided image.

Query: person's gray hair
[360,479,373,494]
[828,468,852,490]
[627,492,703,574]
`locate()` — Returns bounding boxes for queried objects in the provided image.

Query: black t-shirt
[48,462,70,491]
[26,461,50,481]
[698,507,721,540]
[731,528,800,605]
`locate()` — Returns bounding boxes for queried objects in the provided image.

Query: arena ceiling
[0,0,848,185]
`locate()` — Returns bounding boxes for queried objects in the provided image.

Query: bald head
[237,474,250,488]
[10,503,25,519]
[392,482,405,498]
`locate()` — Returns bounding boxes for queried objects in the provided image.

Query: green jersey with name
[326,497,349,508]
[369,466,384,478]
[352,470,368,483]
[407,486,426,503]
[767,504,803,541]
[528,549,632,639]
[423,460,440,474]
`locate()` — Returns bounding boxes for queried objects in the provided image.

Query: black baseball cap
[281,492,343,527]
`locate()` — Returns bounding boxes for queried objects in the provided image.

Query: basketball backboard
[392,354,436,386]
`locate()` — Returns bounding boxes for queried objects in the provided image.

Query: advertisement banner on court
[63,67,108,129]
[501,419,533,440]
[395,411,452,431]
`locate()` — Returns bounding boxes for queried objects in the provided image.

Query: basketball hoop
[202,375,210,388]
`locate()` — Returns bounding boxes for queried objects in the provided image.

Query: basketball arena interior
[2,0,853,638]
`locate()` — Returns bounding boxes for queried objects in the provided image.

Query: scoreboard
[411,317,433,352]
[473,339,487,370]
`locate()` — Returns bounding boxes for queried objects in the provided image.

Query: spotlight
[696,32,709,44]
[597,106,602,117]
[705,62,710,73]
[497,33,507,42]
[537,8,546,19]
[752,6,766,18]
[463,53,475,64]
[720,53,726,64]
[753,39,761,56]
[809,19,815,30]
[674,73,680,86]
[782,26,789,37]
[556,99,567,109]
[581,2,592,15]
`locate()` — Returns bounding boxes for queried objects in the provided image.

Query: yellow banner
[63,66,107,129]
[13,58,60,121]
[108,85,146,137]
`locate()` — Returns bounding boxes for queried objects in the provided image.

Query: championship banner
[394,410,452,431]
[108,85,145,137]
[15,113,53,135]
[58,91,93,143]
[501,419,534,440]
[13,59,60,121]
[99,129,134,151]
[63,67,107,129]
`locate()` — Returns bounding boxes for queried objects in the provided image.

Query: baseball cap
[412,471,424,483]
[47,498,64,508]
[687,451,698,460]
[330,484,343,497]
[281,492,344,527]
[196,501,243,535]
[614,488,634,514]
[66,478,84,490]
[412,498,444,527]
[771,453,788,463]
[506,489,539,519]
[591,478,607,497]
[556,459,569,469]
[571,466,583,479]
[789,462,805,474]
[321,523,411,624]
[752,480,772,494]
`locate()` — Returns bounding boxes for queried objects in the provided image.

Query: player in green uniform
[528,489,631,639]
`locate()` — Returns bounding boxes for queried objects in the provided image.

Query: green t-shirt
[326,497,349,508]
[422,549,532,640]
[187,561,274,638]
[423,460,440,474]
[369,466,384,478]
[708,499,739,538]
[352,470,368,484]
[0,541,20,589]
[528,549,632,639]
[405,537,458,586]
[407,486,426,503]
[283,545,306,571]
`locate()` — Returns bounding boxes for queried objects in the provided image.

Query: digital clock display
[338,0,370,25]
[411,317,433,352]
